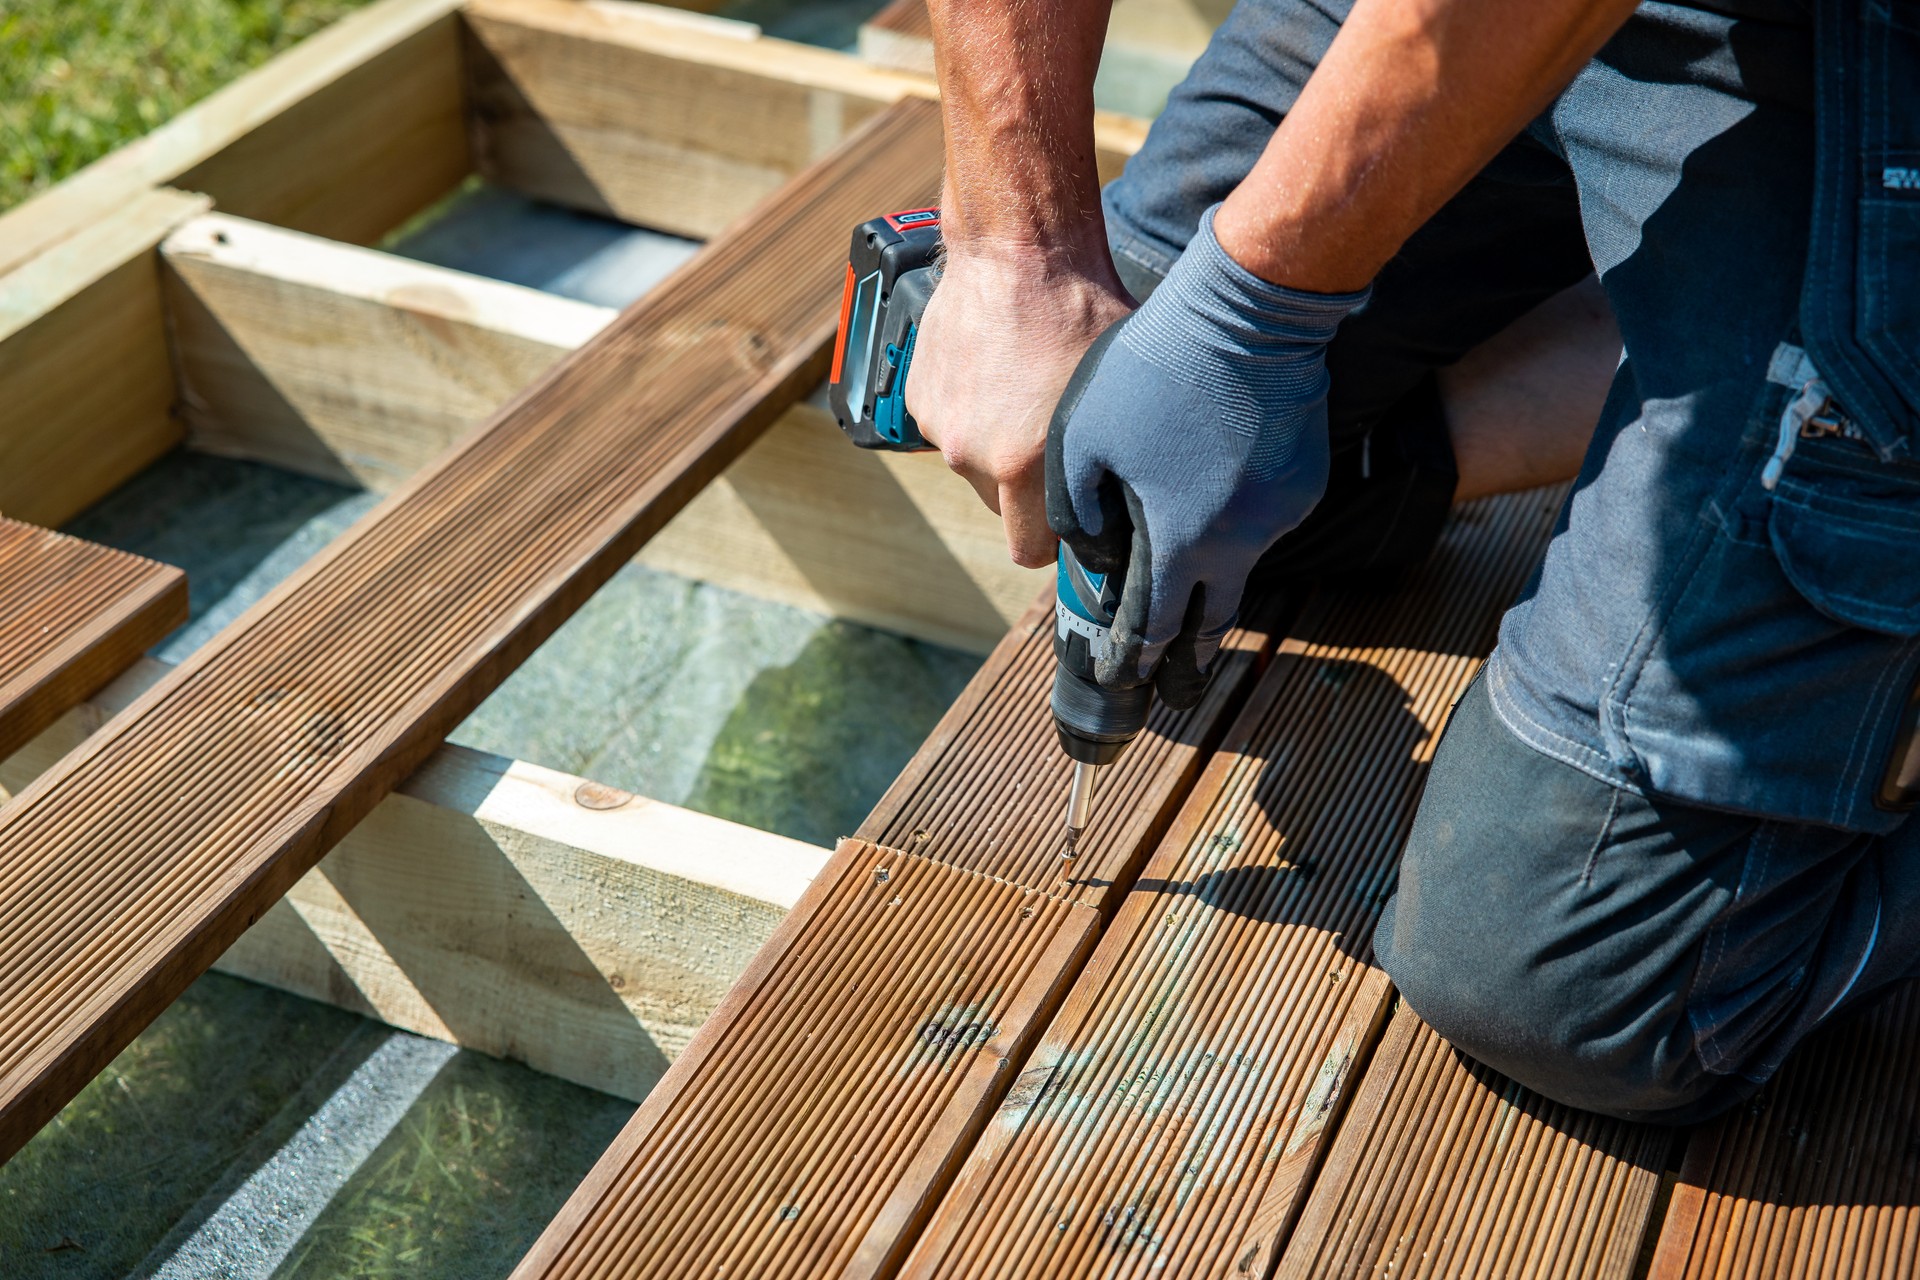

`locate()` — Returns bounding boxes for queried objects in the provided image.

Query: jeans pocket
[1769,441,1920,636]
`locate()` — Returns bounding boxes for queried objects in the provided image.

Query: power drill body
[828,209,1155,846]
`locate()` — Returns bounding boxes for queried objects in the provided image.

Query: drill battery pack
[828,208,941,451]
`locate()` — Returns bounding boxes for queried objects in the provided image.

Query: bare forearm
[927,0,1115,268]
[1215,0,1639,291]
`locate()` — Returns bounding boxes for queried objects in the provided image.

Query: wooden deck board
[510,589,1285,1276]
[1278,1004,1670,1280]
[901,488,1565,1278]
[859,590,1283,911]
[0,520,186,764]
[0,96,945,1164]
[1648,979,1920,1280]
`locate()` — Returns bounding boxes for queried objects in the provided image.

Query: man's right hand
[904,244,1134,569]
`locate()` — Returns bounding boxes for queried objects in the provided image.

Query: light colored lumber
[0,0,468,278]
[0,188,211,527]
[1,657,827,1102]
[902,487,1567,1278]
[159,210,1044,649]
[510,588,1283,1275]
[162,211,614,490]
[858,0,935,76]
[462,0,1145,238]
[0,522,186,763]
[1277,1004,1670,1280]
[1648,979,1920,1280]
[0,97,946,1164]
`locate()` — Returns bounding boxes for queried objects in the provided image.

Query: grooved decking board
[859,590,1283,911]
[901,489,1564,1279]
[1277,1005,1670,1280]
[0,520,186,762]
[513,838,1101,1280]
[513,590,1284,1276]
[1648,979,1920,1280]
[0,96,945,1164]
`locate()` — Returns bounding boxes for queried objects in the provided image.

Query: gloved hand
[1046,204,1369,708]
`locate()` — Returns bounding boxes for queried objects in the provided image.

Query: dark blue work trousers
[1103,0,1920,1123]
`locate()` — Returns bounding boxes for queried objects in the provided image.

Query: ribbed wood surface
[1279,1004,1670,1280]
[514,589,1283,1277]
[0,96,945,1163]
[0,518,186,761]
[514,838,1100,1280]
[901,489,1564,1279]
[860,591,1281,910]
[1649,979,1920,1280]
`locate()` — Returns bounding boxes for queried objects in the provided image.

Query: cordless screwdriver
[826,208,1156,853]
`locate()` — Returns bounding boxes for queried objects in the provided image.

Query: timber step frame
[3,0,1911,1274]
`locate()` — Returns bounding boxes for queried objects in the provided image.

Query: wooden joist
[510,591,1282,1275]
[1278,1005,1670,1280]
[1,656,828,1102]
[463,0,1145,239]
[0,188,212,527]
[0,522,186,764]
[900,488,1570,1277]
[158,210,1043,651]
[1648,980,1920,1280]
[0,96,946,1164]
[858,0,935,76]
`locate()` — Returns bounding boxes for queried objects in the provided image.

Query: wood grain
[2,656,829,1102]
[1647,980,1920,1280]
[157,211,1042,649]
[162,210,612,490]
[0,522,186,764]
[508,580,1284,1275]
[900,488,1567,1279]
[1278,1004,1671,1280]
[511,837,1102,1280]
[858,0,935,76]
[0,188,211,528]
[0,97,945,1165]
[464,0,1144,238]
[858,590,1282,912]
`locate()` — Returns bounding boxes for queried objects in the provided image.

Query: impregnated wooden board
[513,838,1101,1280]
[0,519,185,763]
[1278,1005,1670,1280]
[0,97,946,1164]
[1649,980,1920,1280]
[511,590,1286,1277]
[860,590,1285,911]
[902,489,1565,1278]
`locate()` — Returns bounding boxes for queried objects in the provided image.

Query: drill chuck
[1050,666,1151,764]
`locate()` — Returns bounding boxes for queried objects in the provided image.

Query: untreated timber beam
[462,0,1146,238]
[1,657,827,1103]
[0,96,947,1164]
[509,586,1282,1275]
[1648,979,1920,1280]
[900,487,1583,1278]
[160,210,1044,651]
[0,522,186,764]
[0,0,469,280]
[0,188,212,528]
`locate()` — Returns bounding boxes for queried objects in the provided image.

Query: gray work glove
[1047,204,1368,708]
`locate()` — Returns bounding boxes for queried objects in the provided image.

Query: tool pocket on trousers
[1769,440,1920,637]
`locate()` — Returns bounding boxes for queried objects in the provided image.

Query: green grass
[0,0,378,213]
